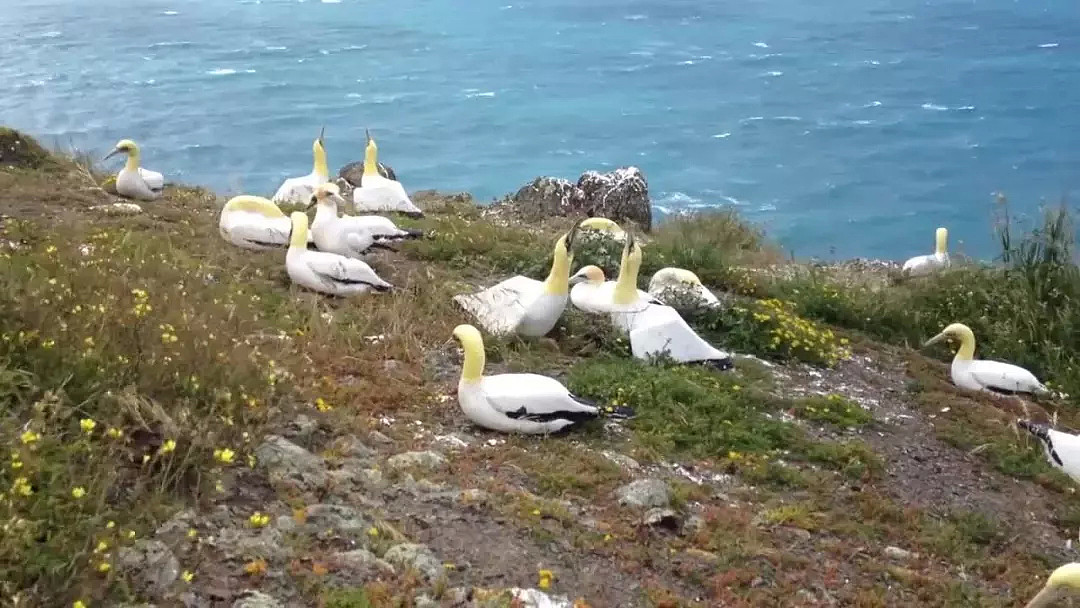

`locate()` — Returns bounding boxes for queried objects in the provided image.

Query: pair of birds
[453,216,732,370]
[902,226,950,275]
[270,127,423,217]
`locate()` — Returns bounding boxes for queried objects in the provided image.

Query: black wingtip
[406,211,425,219]
[703,357,735,372]
[404,228,425,239]
[604,405,636,420]
[1018,419,1050,441]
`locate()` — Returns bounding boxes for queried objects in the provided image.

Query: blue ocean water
[2,0,1079,260]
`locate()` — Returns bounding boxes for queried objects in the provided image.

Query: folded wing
[453,275,541,335]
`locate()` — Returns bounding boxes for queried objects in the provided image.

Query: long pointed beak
[365,128,372,144]
[318,126,325,145]
[103,148,121,161]
[569,274,587,286]
[922,332,946,348]
[1025,586,1065,608]
[305,196,318,211]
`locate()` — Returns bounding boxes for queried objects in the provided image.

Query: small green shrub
[794,394,872,427]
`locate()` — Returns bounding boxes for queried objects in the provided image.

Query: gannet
[578,216,627,241]
[352,130,423,217]
[1017,420,1080,484]
[285,211,392,296]
[453,225,578,337]
[902,227,950,275]
[923,323,1049,395]
[309,183,422,258]
[272,127,330,206]
[1023,563,1080,607]
[219,195,293,250]
[574,235,734,370]
[648,267,721,309]
[103,139,164,201]
[568,236,657,315]
[452,324,633,434]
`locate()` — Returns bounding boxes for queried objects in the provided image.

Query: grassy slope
[1,128,1079,607]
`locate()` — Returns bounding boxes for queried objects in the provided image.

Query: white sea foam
[757,204,778,212]
[149,41,192,48]
[764,70,783,77]
[753,42,769,48]
[921,103,948,111]
[163,10,179,15]
[321,0,341,3]
[465,91,496,98]
[208,68,237,76]
[678,60,695,66]
[864,101,883,108]
[624,14,646,20]
[265,46,287,51]
[712,132,731,139]
[1039,43,1059,48]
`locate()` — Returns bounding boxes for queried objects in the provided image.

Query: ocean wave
[206,68,256,76]
[1039,43,1059,48]
[712,132,731,139]
[321,0,342,3]
[264,46,287,51]
[753,42,769,48]
[654,192,701,206]
[163,10,179,15]
[149,41,193,48]
[764,70,783,77]
[757,204,777,212]
[921,103,975,112]
[465,91,495,98]
[624,14,646,20]
[678,60,696,66]
[864,101,882,108]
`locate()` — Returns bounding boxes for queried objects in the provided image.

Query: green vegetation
[794,393,873,427]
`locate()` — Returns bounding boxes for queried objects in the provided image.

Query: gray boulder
[255,435,327,493]
[338,161,397,186]
[616,478,671,508]
[502,167,652,230]
[383,543,443,581]
[116,540,180,598]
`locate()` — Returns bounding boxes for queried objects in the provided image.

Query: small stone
[284,414,317,441]
[682,514,706,537]
[116,540,180,598]
[332,548,395,576]
[884,546,915,561]
[255,435,328,493]
[304,504,371,539]
[683,548,719,563]
[232,591,283,608]
[603,451,640,471]
[387,450,446,472]
[275,515,298,533]
[616,478,670,508]
[214,527,286,561]
[368,430,394,446]
[154,509,195,546]
[642,508,680,529]
[337,436,375,459]
[383,543,443,582]
[458,489,492,505]
[414,594,438,608]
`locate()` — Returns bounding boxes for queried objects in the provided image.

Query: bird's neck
[460,336,485,383]
[124,149,141,172]
[312,143,329,179]
[289,222,308,249]
[313,201,337,224]
[613,254,641,305]
[954,332,975,361]
[935,231,948,255]
[542,240,571,295]
[363,143,379,177]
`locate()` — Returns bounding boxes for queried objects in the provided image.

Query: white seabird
[309,183,422,258]
[352,129,424,217]
[648,267,721,309]
[103,139,164,201]
[1018,420,1080,485]
[923,322,1049,395]
[285,211,392,296]
[451,323,633,434]
[1023,562,1080,607]
[272,127,330,206]
[902,227,950,276]
[571,234,734,370]
[219,195,294,250]
[452,224,578,337]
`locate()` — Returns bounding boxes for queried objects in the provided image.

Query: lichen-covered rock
[387,450,447,472]
[255,435,327,493]
[383,543,443,581]
[501,167,652,230]
[304,503,371,540]
[116,540,180,598]
[232,591,283,608]
[154,508,196,546]
[214,526,286,561]
[330,548,396,582]
[282,414,317,442]
[338,160,396,186]
[576,167,651,230]
[616,478,670,508]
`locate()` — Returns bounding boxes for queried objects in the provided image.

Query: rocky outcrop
[338,161,397,186]
[501,167,652,230]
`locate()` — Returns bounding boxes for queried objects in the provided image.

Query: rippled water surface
[3,0,1079,258]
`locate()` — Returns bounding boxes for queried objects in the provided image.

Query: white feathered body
[286,247,392,296]
[220,210,291,251]
[457,374,599,434]
[902,252,949,275]
[116,166,164,201]
[571,281,654,315]
[353,174,423,216]
[613,303,732,365]
[454,276,566,337]
[310,204,379,258]
[952,358,1048,395]
[272,171,327,206]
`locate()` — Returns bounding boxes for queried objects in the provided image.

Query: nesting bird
[352,130,423,217]
[923,323,1049,395]
[103,139,164,201]
[272,127,330,206]
[453,224,578,337]
[902,227,950,276]
[451,324,633,434]
[285,211,392,297]
[307,182,422,258]
[219,195,294,250]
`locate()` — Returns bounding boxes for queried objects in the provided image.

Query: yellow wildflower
[538,569,554,590]
[367,526,379,538]
[12,477,32,496]
[80,418,96,434]
[106,427,123,439]
[159,439,176,454]
[182,570,194,583]
[73,601,88,608]
[248,512,270,528]
[187,528,198,539]
[213,448,236,464]
[20,430,40,445]
[97,561,111,573]
[71,487,86,499]
[106,521,115,529]
[95,540,109,553]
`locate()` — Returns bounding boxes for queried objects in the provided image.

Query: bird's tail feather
[1018,418,1051,441]
[604,405,636,420]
